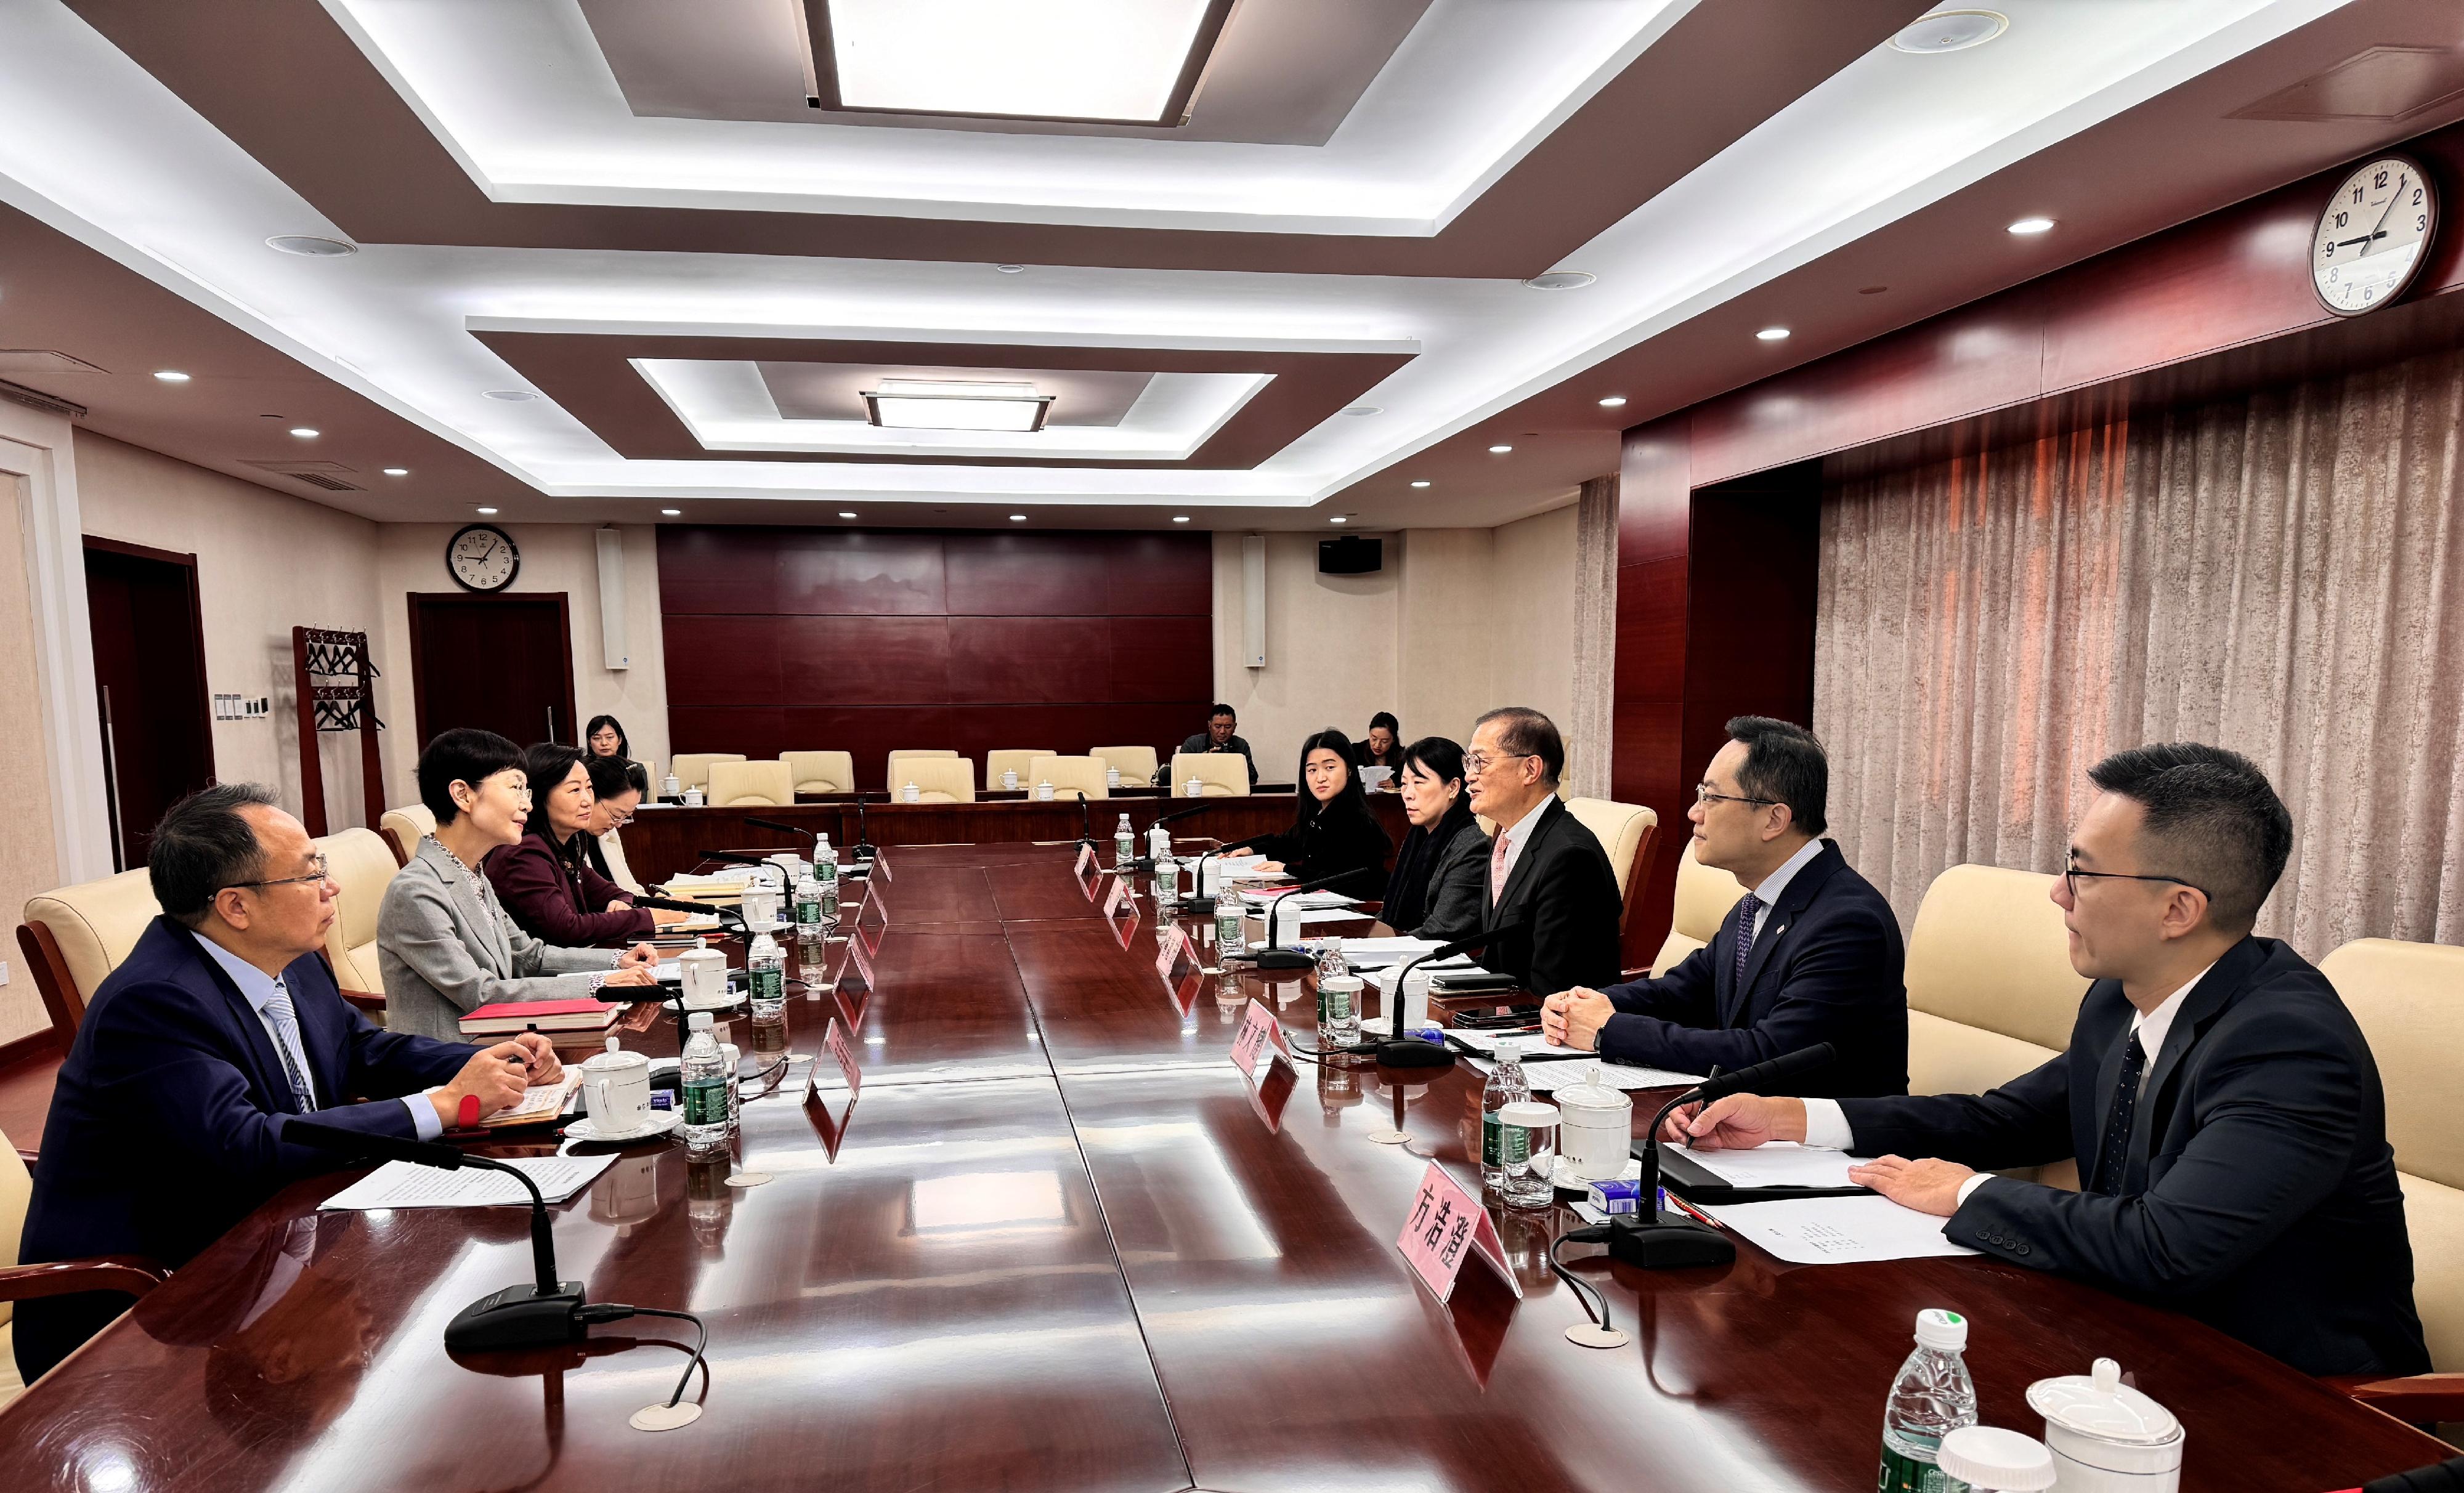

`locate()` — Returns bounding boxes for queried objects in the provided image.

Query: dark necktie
[1730,894,1764,990]
[262,975,318,1114]
[2092,1030,2147,1195]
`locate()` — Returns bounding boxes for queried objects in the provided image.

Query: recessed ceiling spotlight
[1756,327,1791,341]
[1342,405,1382,417]
[1488,443,1513,454]
[1409,480,1432,488]
[152,370,190,382]
[476,507,499,515]
[1329,516,1349,524]
[289,426,319,438]
[1009,514,1027,522]
[265,234,358,257]
[1887,9,2007,54]
[1522,271,1595,291]
[993,263,1026,274]
[381,467,408,476]
[662,508,682,516]
[484,389,540,402]
[838,511,858,519]
[2007,217,2056,235]
[1597,395,1627,408]
[1172,515,1190,523]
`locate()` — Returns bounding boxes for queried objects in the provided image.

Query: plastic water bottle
[1150,822,1177,914]
[680,1013,730,1159]
[1114,813,1135,871]
[1214,897,1242,956]
[720,1042,742,1125]
[814,832,840,920]
[793,868,821,940]
[747,931,785,1022]
[1879,1309,1980,1493]
[1481,1040,1532,1191]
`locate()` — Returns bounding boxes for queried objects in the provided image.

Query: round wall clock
[447,523,520,592]
[2313,154,2437,317]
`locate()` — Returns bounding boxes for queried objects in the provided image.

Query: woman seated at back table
[581,754,650,896]
[585,713,630,764]
[1353,712,1405,787]
[1228,728,1393,900]
[377,728,659,1040]
[488,742,688,945]
[1379,736,1487,941]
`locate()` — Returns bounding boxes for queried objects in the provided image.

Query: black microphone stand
[1250,872,1352,971]
[1611,1042,1838,1268]
[848,794,878,864]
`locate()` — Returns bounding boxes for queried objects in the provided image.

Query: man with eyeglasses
[1468,706,1622,1000]
[1540,716,1907,1096]
[15,783,566,1383]
[1660,743,2426,1378]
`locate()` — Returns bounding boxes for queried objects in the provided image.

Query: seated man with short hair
[1470,706,1622,996]
[1542,717,1907,1097]
[15,784,562,1382]
[1665,743,2427,1377]
[1180,703,1258,789]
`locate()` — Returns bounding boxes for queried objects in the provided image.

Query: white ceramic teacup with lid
[581,1035,652,1131]
[2026,1357,2183,1491]
[1552,1070,1634,1181]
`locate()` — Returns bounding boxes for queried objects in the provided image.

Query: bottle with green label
[680,1012,731,1159]
[1480,1040,1531,1191]
[747,931,785,1022]
[1878,1309,1979,1492]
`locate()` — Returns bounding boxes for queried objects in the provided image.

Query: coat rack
[293,626,385,836]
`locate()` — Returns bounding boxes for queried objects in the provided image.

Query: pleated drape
[1568,474,1620,799]
[1815,344,2464,953]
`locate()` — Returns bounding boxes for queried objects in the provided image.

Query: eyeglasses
[2062,857,2205,899]
[225,852,331,892]
[1464,751,1533,775]
[1695,784,1778,808]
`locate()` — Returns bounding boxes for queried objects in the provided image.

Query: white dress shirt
[192,933,444,1141]
[1742,837,1827,946]
[1800,961,2215,1207]
[1490,797,1547,888]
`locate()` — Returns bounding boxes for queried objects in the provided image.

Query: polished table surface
[0,842,2444,1491]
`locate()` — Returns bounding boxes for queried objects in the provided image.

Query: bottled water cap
[689,1011,713,1031]
[1914,1308,1968,1351]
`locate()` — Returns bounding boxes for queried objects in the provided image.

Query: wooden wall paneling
[944,533,1117,616]
[779,615,952,703]
[655,527,780,614]
[1103,533,1215,615]
[782,705,958,787]
[1611,417,1698,963]
[1105,614,1213,702]
[667,705,787,759]
[947,615,1088,703]
[660,613,786,706]
[776,530,947,615]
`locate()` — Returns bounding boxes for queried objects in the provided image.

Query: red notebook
[458,998,621,1035]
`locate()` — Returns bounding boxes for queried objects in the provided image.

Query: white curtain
[1568,474,1619,799]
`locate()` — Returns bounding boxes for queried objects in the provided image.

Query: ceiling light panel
[863,378,1053,432]
[816,0,1229,126]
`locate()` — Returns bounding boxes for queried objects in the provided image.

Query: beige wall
[1211,504,1579,776]
[373,524,670,803]
[0,470,62,1042]
[75,432,386,833]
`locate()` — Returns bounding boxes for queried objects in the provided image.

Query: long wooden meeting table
[0,841,2444,1491]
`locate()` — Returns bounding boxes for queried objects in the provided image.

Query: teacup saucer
[1552,1155,1643,1192]
[564,1110,684,1145]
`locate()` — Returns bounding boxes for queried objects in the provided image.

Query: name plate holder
[1395,1162,1522,1306]
[1154,924,1189,979]
[1228,998,1293,1086]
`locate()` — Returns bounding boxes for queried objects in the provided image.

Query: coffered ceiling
[0,0,2459,530]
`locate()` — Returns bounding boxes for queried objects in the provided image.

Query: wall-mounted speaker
[595,527,629,670]
[1241,535,1266,668]
[1318,535,1383,575]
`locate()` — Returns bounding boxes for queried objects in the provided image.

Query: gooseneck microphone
[744,817,814,843]
[1250,872,1356,971]
[848,793,878,864]
[287,1120,586,1350]
[1364,920,1525,1069]
[1615,1041,1839,1269]
[1077,795,1097,850]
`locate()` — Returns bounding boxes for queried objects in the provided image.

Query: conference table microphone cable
[574,1303,708,1410]
[1549,1227,1616,1335]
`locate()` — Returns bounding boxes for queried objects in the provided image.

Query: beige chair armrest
[0,1255,169,1304]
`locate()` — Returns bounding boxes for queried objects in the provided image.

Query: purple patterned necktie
[1731,894,1764,989]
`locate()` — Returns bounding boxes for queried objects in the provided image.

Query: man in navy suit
[1668,744,2427,1377]
[1541,717,1908,1097]
[15,784,564,1383]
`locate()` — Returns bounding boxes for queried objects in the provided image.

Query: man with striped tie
[15,784,564,1383]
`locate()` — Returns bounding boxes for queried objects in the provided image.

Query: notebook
[458,998,620,1036]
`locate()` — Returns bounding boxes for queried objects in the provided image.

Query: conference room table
[0,841,2444,1491]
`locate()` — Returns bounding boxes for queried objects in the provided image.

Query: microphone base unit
[1249,950,1316,971]
[1374,1040,1456,1070]
[445,1280,589,1352]
[1608,1211,1736,1270]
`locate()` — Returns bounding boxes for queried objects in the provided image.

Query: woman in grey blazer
[379,729,660,1040]
[1379,737,1490,943]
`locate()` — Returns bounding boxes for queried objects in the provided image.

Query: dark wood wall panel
[660,528,1212,791]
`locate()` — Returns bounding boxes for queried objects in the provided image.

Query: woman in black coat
[1379,737,1489,941]
[1231,728,1392,900]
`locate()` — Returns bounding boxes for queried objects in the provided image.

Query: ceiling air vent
[243,459,365,493]
[2232,46,2464,122]
[0,379,87,419]
[0,350,108,376]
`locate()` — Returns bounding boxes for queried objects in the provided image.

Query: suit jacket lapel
[1722,844,1839,1026]
[1494,801,1558,915]
[174,922,301,1115]
[2131,937,2267,1177]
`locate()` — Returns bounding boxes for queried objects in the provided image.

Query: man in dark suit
[1541,717,1907,1096]
[1668,744,2428,1377]
[1469,708,1621,996]
[15,784,564,1383]
[1180,703,1258,788]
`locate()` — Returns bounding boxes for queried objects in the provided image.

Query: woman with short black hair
[485,742,683,945]
[582,753,650,892]
[1380,736,1488,941]
[1230,728,1392,900]
[583,714,630,762]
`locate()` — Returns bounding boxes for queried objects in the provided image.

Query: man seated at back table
[1663,743,2428,1378]
[14,785,564,1382]
[1539,716,1907,1096]
[1180,703,1258,789]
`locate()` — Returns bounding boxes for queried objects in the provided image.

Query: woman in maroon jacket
[485,742,683,945]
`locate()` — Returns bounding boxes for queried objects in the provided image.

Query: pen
[1664,1193,1724,1230]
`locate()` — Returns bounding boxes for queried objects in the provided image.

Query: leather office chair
[1563,797,1660,936]
[1029,755,1110,801]
[16,868,161,1042]
[0,1125,166,1404]
[890,758,975,804]
[1090,746,1159,786]
[984,749,1055,793]
[1647,840,1748,977]
[780,751,854,796]
[1168,753,1249,798]
[707,759,795,807]
[313,828,397,1018]
[886,750,960,795]
[378,803,436,867]
[669,753,746,795]
[2322,938,2464,1418]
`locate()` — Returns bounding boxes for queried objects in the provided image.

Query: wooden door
[408,593,577,753]
[84,538,215,871]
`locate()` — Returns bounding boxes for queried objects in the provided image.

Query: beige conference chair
[2321,937,2464,1406]
[16,867,161,1041]
[1029,755,1110,801]
[886,750,959,795]
[890,757,975,804]
[597,828,645,897]
[314,828,399,1016]
[1169,752,1250,798]
[984,749,1056,793]
[0,1126,166,1404]
[379,802,436,867]
[1647,840,1748,977]
[707,759,795,808]
[1563,797,1659,937]
[669,753,747,795]
[1090,746,1159,786]
[780,751,854,796]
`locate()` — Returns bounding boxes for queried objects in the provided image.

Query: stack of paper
[1339,937,1447,968]
[664,868,756,891]
[1236,888,1358,910]
[1362,958,1474,992]
[1700,1194,1978,1264]
[1463,1054,1702,1093]
[320,1154,616,1212]
[1675,1141,1861,1189]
